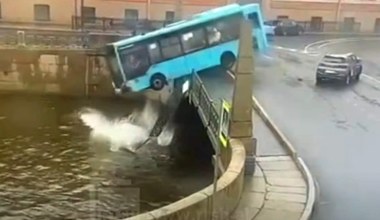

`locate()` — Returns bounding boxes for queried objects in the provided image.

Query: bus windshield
[118,44,151,80]
[104,45,124,89]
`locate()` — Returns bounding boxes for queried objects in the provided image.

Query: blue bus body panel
[114,4,243,48]
[241,4,268,50]
[127,41,239,91]
[127,56,189,91]
[114,3,267,51]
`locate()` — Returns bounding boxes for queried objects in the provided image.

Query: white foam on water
[79,107,151,153]
[157,124,175,146]
[78,100,175,153]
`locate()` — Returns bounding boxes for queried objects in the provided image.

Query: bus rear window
[248,13,261,28]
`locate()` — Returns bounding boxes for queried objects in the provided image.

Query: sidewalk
[230,102,315,220]
[231,156,308,220]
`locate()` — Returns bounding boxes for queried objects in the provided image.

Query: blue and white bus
[105,3,267,93]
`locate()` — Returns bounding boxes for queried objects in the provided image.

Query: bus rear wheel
[150,73,167,91]
[221,52,236,70]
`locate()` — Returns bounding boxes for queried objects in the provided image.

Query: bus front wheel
[150,73,167,91]
[221,52,236,70]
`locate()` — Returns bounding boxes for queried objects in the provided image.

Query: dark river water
[0,94,213,220]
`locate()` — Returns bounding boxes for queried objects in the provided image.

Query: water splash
[157,124,175,146]
[78,100,175,153]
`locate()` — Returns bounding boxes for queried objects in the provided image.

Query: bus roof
[113,3,249,48]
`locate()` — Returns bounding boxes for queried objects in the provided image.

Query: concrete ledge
[297,157,316,220]
[124,138,246,220]
[251,95,316,220]
[251,96,297,158]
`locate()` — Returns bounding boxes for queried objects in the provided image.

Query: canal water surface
[0,94,213,220]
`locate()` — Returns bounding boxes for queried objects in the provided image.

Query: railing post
[102,17,106,31]
[229,20,256,175]
[80,0,84,31]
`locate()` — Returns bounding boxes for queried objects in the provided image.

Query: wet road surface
[0,94,213,219]
[201,36,380,220]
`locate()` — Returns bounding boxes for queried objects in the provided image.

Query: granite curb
[251,96,316,220]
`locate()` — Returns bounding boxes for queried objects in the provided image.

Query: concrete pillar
[228,20,256,175]
[56,54,66,81]
[66,53,86,95]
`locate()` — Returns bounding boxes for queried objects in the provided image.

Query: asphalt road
[198,66,286,156]
[201,35,380,220]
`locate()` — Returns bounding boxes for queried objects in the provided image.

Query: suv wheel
[356,73,361,81]
[345,74,351,85]
[316,77,322,85]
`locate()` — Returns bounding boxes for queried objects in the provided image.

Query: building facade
[0,0,233,29]
[0,0,378,32]
[262,0,380,32]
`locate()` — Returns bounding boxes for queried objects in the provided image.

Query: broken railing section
[187,72,227,174]
[187,20,257,176]
[147,79,185,146]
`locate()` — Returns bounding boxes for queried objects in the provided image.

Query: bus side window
[181,28,207,53]
[148,42,161,64]
[119,45,150,79]
[220,17,240,41]
[159,36,183,60]
[206,26,221,45]
[207,17,240,44]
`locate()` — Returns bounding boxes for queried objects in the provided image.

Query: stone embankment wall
[0,48,115,97]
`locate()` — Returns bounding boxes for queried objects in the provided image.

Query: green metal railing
[189,72,221,150]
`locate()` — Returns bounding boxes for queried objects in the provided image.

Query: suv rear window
[320,56,349,70]
[322,56,347,63]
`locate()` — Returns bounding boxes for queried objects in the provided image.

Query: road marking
[272,38,380,85]
[262,55,275,60]
[362,74,380,85]
[272,45,321,57]
[304,37,380,53]
[303,38,345,53]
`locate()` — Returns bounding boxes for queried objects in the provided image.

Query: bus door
[180,28,211,72]
[104,44,125,90]
[204,16,242,59]
[152,35,188,80]
[149,34,188,80]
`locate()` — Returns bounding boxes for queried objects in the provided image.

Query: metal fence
[71,16,174,33]
[298,21,362,33]
[0,29,130,49]
[189,72,220,146]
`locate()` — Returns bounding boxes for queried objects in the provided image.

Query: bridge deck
[198,55,286,156]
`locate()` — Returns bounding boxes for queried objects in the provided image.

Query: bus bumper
[114,83,131,94]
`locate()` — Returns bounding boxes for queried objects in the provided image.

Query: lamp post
[175,0,182,21]
[146,0,151,20]
[74,0,78,29]
[80,0,84,31]
[335,0,343,30]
